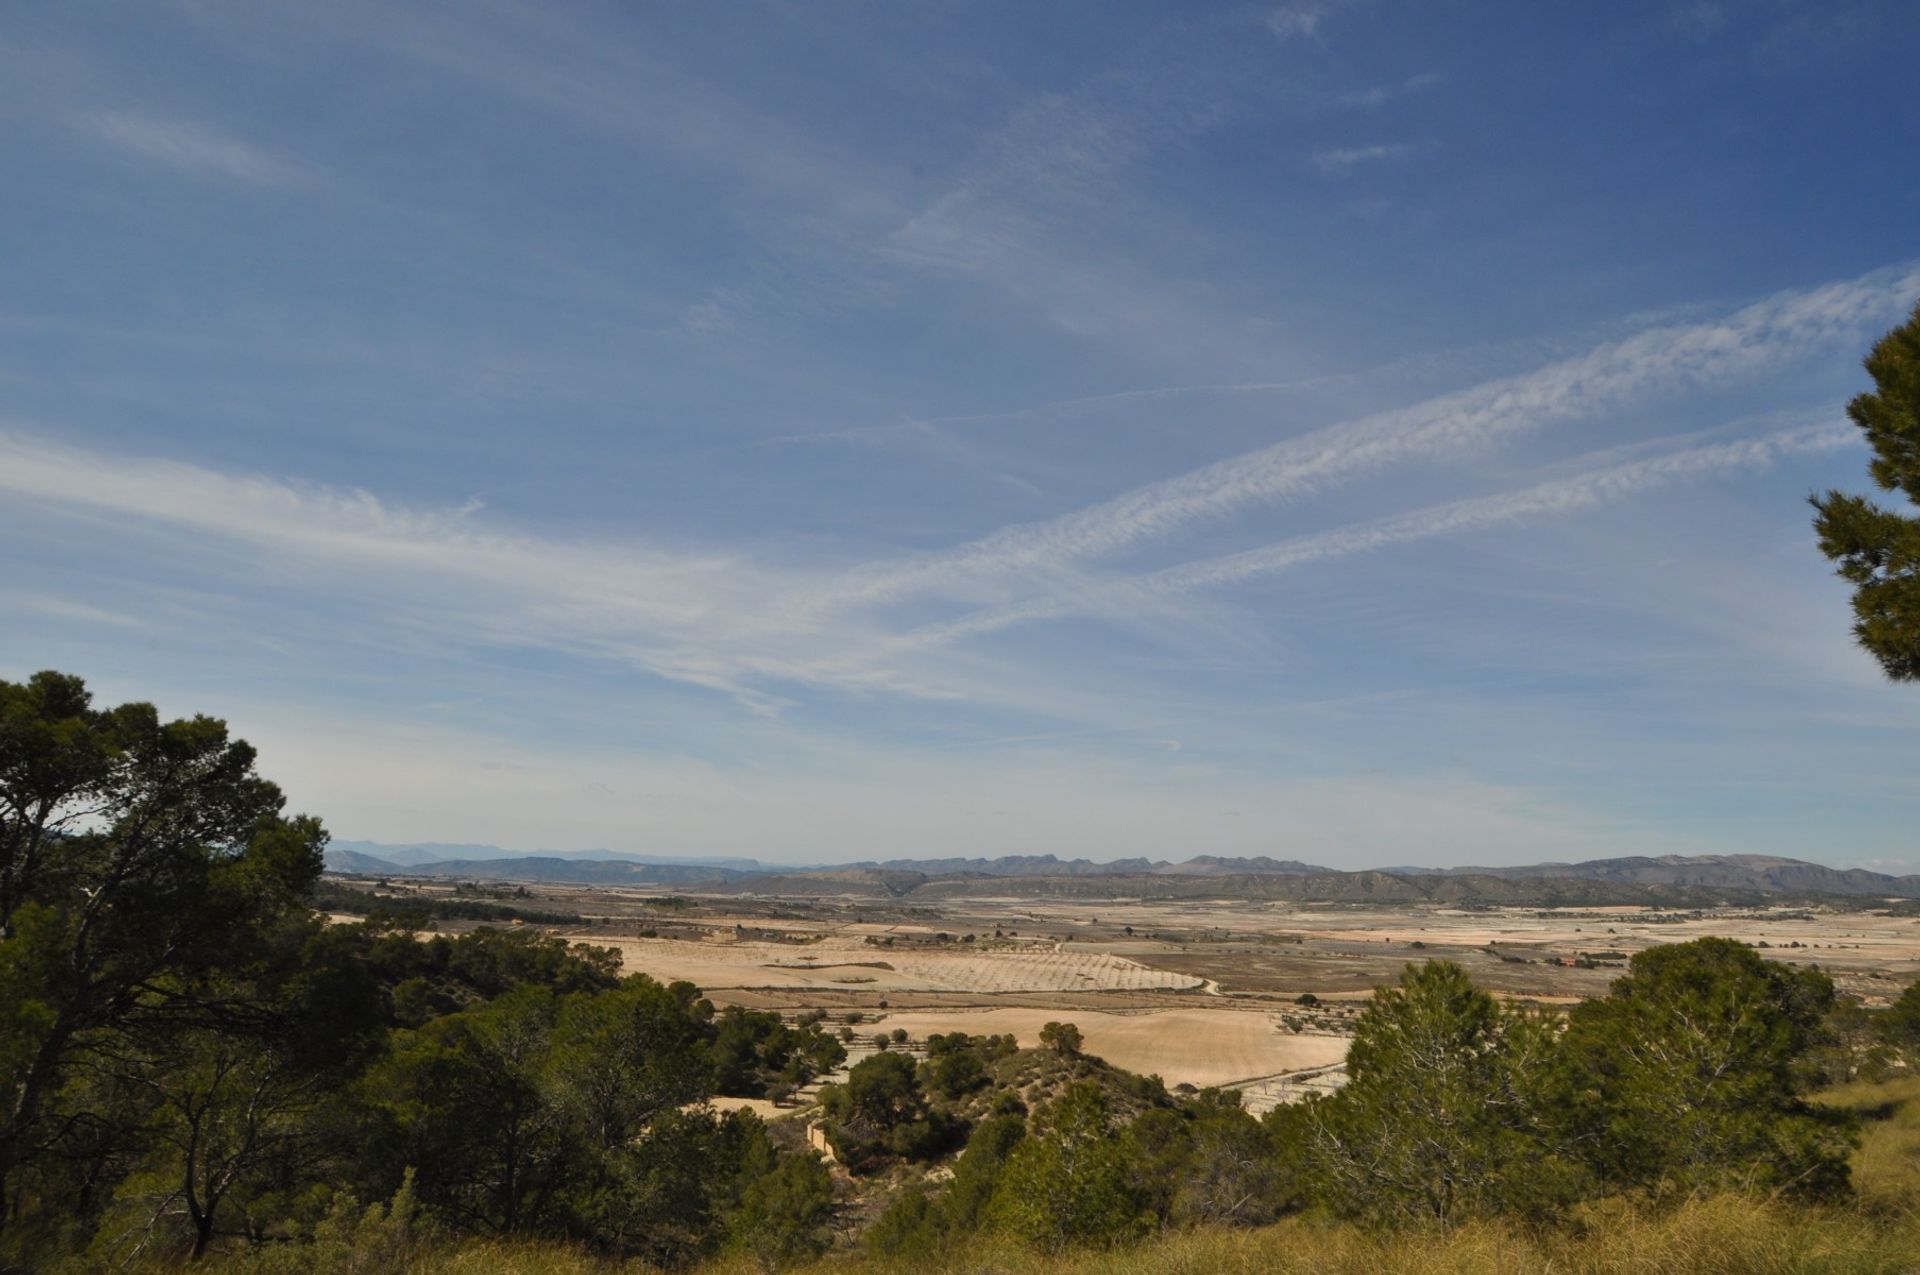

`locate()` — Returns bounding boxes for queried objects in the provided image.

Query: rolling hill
[320,845,1920,904]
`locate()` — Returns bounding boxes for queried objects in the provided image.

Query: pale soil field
[379,877,1920,1009]
[1284,906,1920,958]
[332,876,1920,1106]
[871,1006,1348,1089]
[595,935,1204,995]
[929,896,1920,1003]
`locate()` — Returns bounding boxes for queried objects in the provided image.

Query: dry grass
[1820,1073,1920,1219]
[757,1197,1920,1275]
[180,1194,1920,1275]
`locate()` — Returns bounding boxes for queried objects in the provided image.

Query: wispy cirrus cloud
[1337,72,1444,110]
[887,418,1858,651]
[1267,1,1355,41]
[2,264,1909,717]
[1150,419,1853,592]
[72,110,307,186]
[0,411,1853,714]
[11,593,147,630]
[875,52,1276,361]
[0,428,856,711]
[831,262,1920,607]
[1312,142,1416,173]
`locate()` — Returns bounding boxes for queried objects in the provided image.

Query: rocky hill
[1396,853,1920,898]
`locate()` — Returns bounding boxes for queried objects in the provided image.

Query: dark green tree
[1877,976,1920,1055]
[81,923,386,1260]
[924,1045,987,1099]
[727,1152,833,1272]
[1811,993,1894,1084]
[1558,937,1856,1199]
[708,1007,843,1099]
[937,1113,1025,1234]
[862,1183,942,1260]
[579,1108,774,1267]
[863,1113,1030,1259]
[548,977,712,1150]
[989,1082,1150,1252]
[1812,301,1920,677]
[818,1050,961,1170]
[1294,960,1582,1225]
[1122,1106,1192,1224]
[1170,1097,1290,1227]
[360,985,582,1234]
[1038,1021,1084,1056]
[0,671,324,1244]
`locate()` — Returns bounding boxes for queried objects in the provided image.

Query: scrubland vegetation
[11,670,1920,1274]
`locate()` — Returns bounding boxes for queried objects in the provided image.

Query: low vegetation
[310,879,587,928]
[9,671,1920,1274]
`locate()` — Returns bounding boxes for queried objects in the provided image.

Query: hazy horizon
[6,4,1920,872]
[324,837,1918,878]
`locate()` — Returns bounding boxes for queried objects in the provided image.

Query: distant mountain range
[327,840,764,871]
[1390,854,1920,897]
[321,842,1920,903]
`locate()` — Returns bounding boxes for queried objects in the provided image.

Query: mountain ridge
[321,845,1920,900]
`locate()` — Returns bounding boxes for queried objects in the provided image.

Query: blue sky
[4,1,1919,868]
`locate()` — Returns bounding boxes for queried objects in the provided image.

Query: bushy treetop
[1813,302,1920,677]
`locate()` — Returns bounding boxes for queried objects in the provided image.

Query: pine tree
[1813,302,1920,677]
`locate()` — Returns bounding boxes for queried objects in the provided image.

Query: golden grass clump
[764,1195,1920,1275]
[1821,1073,1920,1218]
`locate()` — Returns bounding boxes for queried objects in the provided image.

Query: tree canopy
[1290,960,1581,1225]
[0,672,835,1270]
[0,670,326,1240]
[1557,937,1855,1199]
[1812,301,1920,677]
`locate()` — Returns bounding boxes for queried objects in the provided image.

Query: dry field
[869,1006,1346,1089]
[596,935,1204,996]
[552,892,1920,1096]
[340,874,1920,1101]
[940,896,1920,1004]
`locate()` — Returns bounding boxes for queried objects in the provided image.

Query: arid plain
[338,875,1920,1108]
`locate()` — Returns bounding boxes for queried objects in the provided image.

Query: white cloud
[1149,420,1854,591]
[1312,142,1415,173]
[0,265,1905,721]
[12,593,147,629]
[831,262,1920,607]
[885,418,1859,650]
[1337,72,1444,109]
[0,428,864,709]
[74,111,306,185]
[0,413,1847,723]
[0,258,1898,717]
[1267,3,1344,40]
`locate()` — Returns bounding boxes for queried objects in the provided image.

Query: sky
[4,1,1919,870]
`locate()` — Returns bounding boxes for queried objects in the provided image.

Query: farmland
[322,872,1920,1099]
